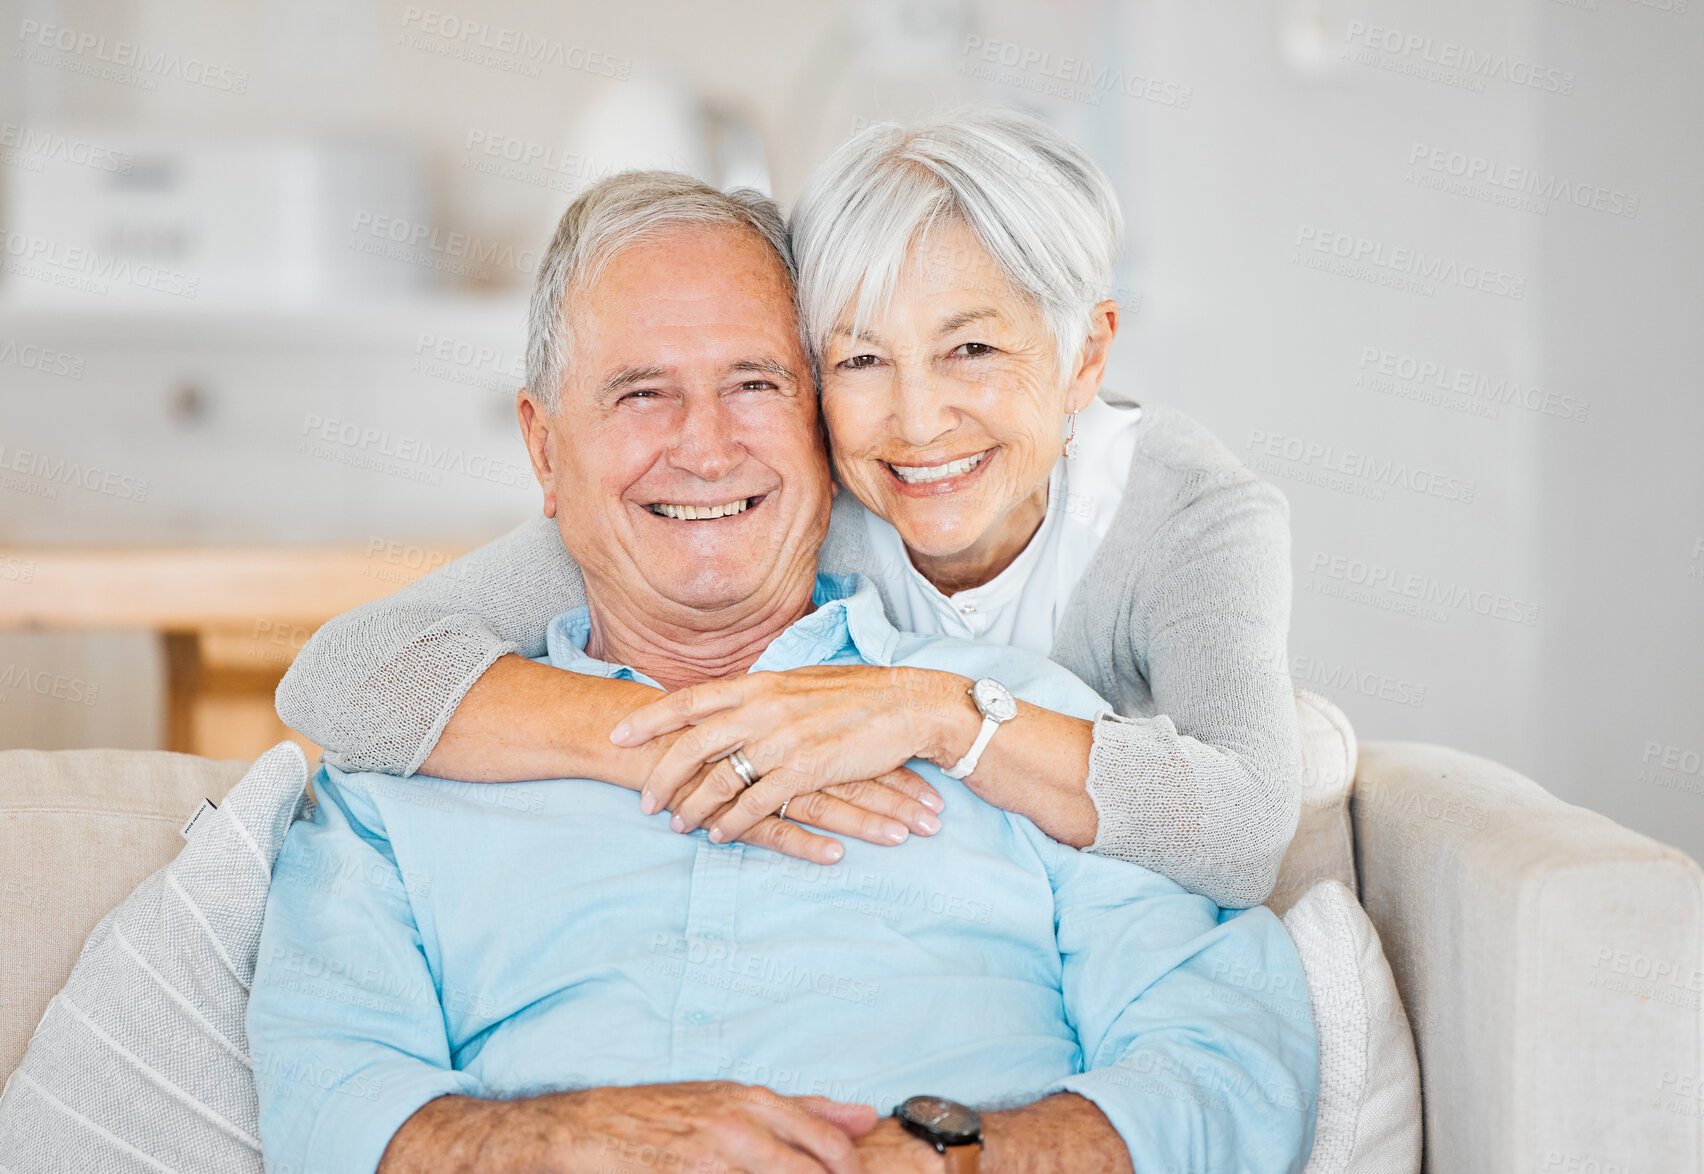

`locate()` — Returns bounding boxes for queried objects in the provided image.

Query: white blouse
[862,396,1144,657]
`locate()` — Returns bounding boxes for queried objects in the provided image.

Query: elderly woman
[277,106,1300,908]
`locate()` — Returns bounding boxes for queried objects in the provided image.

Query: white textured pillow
[0,742,308,1173]
[1284,879,1422,1174]
[1269,689,1360,916]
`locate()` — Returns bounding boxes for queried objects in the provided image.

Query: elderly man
[248,173,1317,1174]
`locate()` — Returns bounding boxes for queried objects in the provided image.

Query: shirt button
[687,1010,711,1025]
[701,932,721,941]
[958,602,975,614]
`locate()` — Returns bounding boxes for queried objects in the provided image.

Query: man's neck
[581,572,819,690]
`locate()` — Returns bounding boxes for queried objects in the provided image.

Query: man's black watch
[894,1095,982,1173]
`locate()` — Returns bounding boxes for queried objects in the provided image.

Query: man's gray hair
[788,105,1124,380]
[525,171,795,412]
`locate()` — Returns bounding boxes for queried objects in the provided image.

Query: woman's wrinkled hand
[611,665,972,852]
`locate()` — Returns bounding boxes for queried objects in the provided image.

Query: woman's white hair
[525,170,794,413]
[789,105,1124,381]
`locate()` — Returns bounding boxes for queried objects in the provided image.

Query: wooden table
[0,547,463,761]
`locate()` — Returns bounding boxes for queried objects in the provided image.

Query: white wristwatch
[943,678,1018,780]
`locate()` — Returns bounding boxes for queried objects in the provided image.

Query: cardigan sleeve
[1080,474,1303,909]
[274,514,584,776]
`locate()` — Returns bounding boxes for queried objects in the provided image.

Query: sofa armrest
[1352,741,1703,1174]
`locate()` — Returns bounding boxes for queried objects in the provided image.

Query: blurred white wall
[0,0,1698,864]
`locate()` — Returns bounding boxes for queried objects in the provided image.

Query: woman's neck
[906,478,1050,596]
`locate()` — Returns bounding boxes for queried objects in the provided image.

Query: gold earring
[1062,411,1080,459]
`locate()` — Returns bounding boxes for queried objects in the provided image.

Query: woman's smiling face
[820,220,1113,585]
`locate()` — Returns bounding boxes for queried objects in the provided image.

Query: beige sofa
[3,701,1700,1174]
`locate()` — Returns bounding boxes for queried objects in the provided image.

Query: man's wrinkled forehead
[564,228,808,394]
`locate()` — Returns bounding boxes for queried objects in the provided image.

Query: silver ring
[728,748,759,788]
[777,798,791,821]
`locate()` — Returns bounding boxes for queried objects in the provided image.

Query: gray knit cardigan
[275,400,1301,908]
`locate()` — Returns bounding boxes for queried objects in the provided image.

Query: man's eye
[737,381,774,392]
[621,389,660,402]
[953,342,994,358]
[840,354,882,370]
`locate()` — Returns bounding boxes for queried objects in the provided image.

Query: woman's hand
[611,665,975,849]
[692,771,942,866]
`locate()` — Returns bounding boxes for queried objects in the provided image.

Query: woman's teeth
[889,452,986,484]
[649,497,754,520]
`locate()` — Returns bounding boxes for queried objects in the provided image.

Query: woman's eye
[841,354,882,370]
[953,342,994,358]
[621,389,660,402]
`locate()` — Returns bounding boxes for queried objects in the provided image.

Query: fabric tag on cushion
[180,797,219,841]
[0,741,309,1173]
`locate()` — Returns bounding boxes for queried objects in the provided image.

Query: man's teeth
[889,452,985,484]
[649,497,754,520]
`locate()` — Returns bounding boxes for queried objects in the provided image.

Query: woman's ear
[516,389,558,518]
[1065,299,1120,413]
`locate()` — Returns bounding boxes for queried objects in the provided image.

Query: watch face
[896,1095,983,1144]
[970,678,1019,723]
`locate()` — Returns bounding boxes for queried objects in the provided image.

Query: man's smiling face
[521,225,830,623]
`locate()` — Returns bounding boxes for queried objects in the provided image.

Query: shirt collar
[543,573,901,685]
[865,458,1066,612]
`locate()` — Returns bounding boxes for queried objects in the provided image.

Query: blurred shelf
[0,545,467,760]
[0,545,466,629]
[0,292,529,348]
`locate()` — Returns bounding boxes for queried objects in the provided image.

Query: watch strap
[942,714,998,780]
[942,1143,981,1174]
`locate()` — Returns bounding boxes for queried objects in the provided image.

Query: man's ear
[1065,299,1120,414]
[516,388,558,518]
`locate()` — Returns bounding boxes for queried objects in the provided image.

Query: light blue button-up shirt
[249,574,1317,1174]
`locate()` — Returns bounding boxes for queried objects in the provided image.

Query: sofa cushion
[0,748,250,1081]
[0,742,308,1173]
[1284,879,1422,1174]
[1270,689,1359,916]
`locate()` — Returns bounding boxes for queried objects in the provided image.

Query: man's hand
[378,1081,879,1174]
[853,1117,947,1173]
